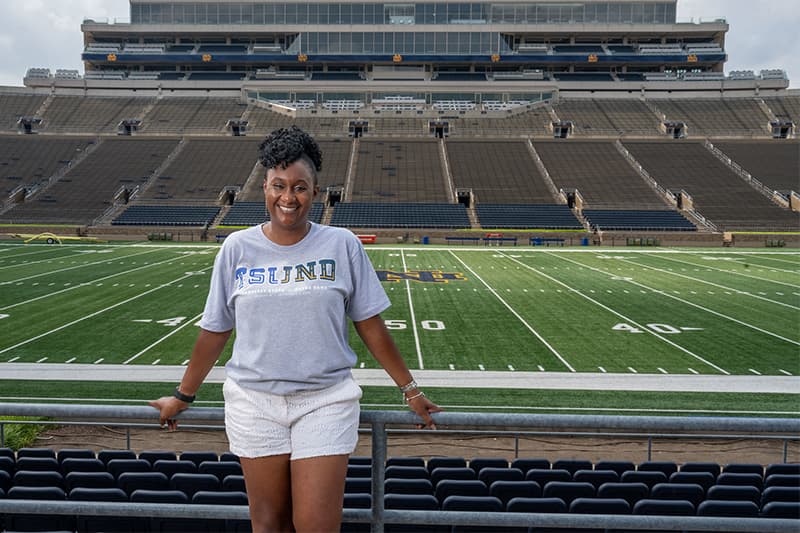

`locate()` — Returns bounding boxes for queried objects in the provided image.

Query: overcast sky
[0,0,797,88]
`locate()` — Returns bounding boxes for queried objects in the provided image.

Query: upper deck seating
[141,97,246,133]
[446,140,556,203]
[764,96,800,123]
[39,96,152,133]
[350,140,449,203]
[0,93,47,130]
[553,99,661,136]
[623,141,800,231]
[713,141,800,193]
[649,99,770,137]
[534,141,671,209]
[450,106,553,138]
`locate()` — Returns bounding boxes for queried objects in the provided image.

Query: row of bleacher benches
[1,447,798,532]
[112,203,697,231]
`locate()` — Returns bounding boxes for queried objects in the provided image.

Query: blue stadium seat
[427,457,467,473]
[220,452,241,463]
[98,449,136,465]
[385,477,433,495]
[153,459,198,477]
[596,482,649,507]
[17,448,56,459]
[386,456,425,468]
[117,472,169,496]
[569,497,631,514]
[345,477,372,494]
[573,469,619,489]
[765,473,800,488]
[138,450,177,465]
[0,448,14,459]
[384,465,429,480]
[170,472,221,498]
[347,464,372,478]
[552,459,593,476]
[107,458,151,478]
[385,493,445,533]
[542,481,595,506]
[697,499,759,517]
[430,467,476,487]
[620,470,667,488]
[68,486,129,502]
[765,463,800,477]
[525,468,572,486]
[669,471,715,492]
[0,470,11,493]
[349,456,372,466]
[15,456,59,472]
[650,483,705,507]
[13,469,64,488]
[130,489,201,532]
[761,501,800,519]
[594,460,635,477]
[637,461,678,477]
[181,451,220,467]
[342,493,372,533]
[469,457,509,473]
[706,484,760,504]
[6,486,73,532]
[65,471,116,491]
[0,456,13,475]
[199,460,243,481]
[478,467,524,486]
[442,495,503,533]
[716,472,763,490]
[57,448,96,462]
[722,463,763,475]
[61,457,106,475]
[434,479,488,503]
[192,491,250,533]
[761,485,800,505]
[506,496,567,513]
[680,461,720,478]
[222,474,247,492]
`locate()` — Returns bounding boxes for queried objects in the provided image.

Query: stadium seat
[220,452,241,463]
[61,457,106,475]
[199,460,243,481]
[117,472,170,496]
[385,477,434,495]
[130,489,201,532]
[620,470,667,488]
[17,448,56,459]
[15,456,59,472]
[345,477,372,494]
[386,456,425,468]
[98,449,137,465]
[765,473,800,488]
[697,499,759,517]
[722,463,763,475]
[596,481,649,507]
[706,484,761,504]
[478,467,524,486]
[0,448,14,459]
[442,495,503,533]
[761,501,800,519]
[107,458,151,478]
[427,457,467,473]
[430,467,476,487]
[525,468,572,486]
[506,496,567,513]
[170,472,221,498]
[569,497,631,514]
[542,481,595,506]
[509,457,550,474]
[632,498,695,516]
[342,493,372,533]
[716,472,763,489]
[222,474,247,492]
[594,460,635,477]
[765,463,800,477]
[139,450,177,465]
[0,456,13,475]
[573,469,619,489]
[469,457,509,473]
[349,456,371,465]
[761,485,800,505]
[669,471,715,492]
[0,470,11,492]
[193,491,250,533]
[489,480,542,506]
[70,487,136,533]
[181,451,220,466]
[13,469,64,488]
[153,459,198,477]
[637,461,678,477]
[552,459,593,476]
[434,479,488,503]
[347,464,372,478]
[650,483,705,507]
[57,448,96,462]
[680,461,720,478]
[384,465,429,480]
[65,471,116,491]
[6,486,73,532]
[385,493,445,533]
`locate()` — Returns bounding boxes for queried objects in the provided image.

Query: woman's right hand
[148,396,190,430]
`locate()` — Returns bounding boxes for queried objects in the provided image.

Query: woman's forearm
[178,328,232,396]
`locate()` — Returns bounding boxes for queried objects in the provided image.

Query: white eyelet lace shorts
[223,377,362,460]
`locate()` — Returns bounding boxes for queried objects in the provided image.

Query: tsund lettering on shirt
[235,260,336,289]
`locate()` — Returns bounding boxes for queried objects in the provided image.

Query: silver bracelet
[399,380,418,393]
[404,391,425,402]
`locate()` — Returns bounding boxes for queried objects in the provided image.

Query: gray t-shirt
[199,223,390,394]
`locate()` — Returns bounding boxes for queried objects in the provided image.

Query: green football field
[0,241,798,415]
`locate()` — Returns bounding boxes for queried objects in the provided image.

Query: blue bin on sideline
[581,237,589,246]
[422,236,430,244]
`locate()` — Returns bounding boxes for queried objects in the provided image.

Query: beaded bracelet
[399,380,418,393]
[404,391,425,402]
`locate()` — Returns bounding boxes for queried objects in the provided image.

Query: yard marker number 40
[613,323,703,334]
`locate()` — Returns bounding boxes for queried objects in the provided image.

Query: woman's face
[263,159,319,234]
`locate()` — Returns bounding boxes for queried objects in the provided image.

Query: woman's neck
[262,221,311,246]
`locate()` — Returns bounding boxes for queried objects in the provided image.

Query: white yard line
[1,254,191,311]
[400,250,425,370]
[641,253,800,288]
[123,312,204,365]
[502,252,730,375]
[618,256,800,310]
[0,248,160,285]
[450,251,575,372]
[0,250,95,270]
[552,253,800,348]
[0,248,65,260]
[0,267,212,355]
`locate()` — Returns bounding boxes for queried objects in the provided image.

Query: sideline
[0,363,797,394]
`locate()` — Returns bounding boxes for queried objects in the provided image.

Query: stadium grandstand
[1,0,799,531]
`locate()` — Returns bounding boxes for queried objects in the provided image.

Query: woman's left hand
[406,393,443,430]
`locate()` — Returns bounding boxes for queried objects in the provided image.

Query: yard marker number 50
[385,319,446,331]
[613,323,702,334]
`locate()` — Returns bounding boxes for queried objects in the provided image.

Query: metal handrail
[0,404,798,532]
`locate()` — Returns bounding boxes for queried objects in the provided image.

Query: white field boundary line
[450,250,576,372]
[400,250,424,369]
[551,252,800,348]
[645,253,800,286]
[0,254,193,311]
[123,312,204,365]
[499,252,730,375]
[748,254,800,267]
[0,266,213,355]
[0,248,82,264]
[0,248,161,285]
[0,250,98,271]
[618,256,800,310]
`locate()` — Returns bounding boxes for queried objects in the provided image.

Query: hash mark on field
[65,357,76,364]
[182,360,189,366]
[628,367,638,374]
[359,362,365,369]
[36,357,48,363]
[508,365,515,371]
[94,358,104,364]
[598,366,606,373]
[748,368,761,375]
[688,368,699,374]
[478,364,485,371]
[537,365,545,372]
[449,364,455,370]
[7,357,19,363]
[658,367,668,374]
[779,369,792,376]
[151,359,161,366]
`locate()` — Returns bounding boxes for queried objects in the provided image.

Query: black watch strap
[173,387,195,403]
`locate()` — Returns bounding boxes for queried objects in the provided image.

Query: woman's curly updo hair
[258,126,322,183]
